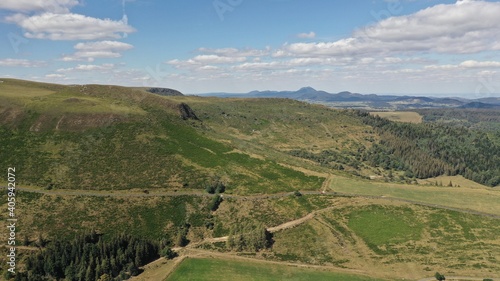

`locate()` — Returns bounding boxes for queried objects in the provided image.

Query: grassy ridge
[0,79,322,192]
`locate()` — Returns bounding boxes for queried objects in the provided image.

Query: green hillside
[0,79,322,193]
[1,79,499,281]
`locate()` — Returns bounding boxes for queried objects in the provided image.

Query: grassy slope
[0,79,322,193]
[328,176,500,215]
[166,257,390,281]
[272,200,500,280]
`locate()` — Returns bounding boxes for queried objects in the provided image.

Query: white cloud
[0,58,46,67]
[297,32,316,39]
[198,47,270,57]
[167,55,247,70]
[45,73,65,78]
[283,0,500,57]
[74,41,133,51]
[0,0,78,13]
[424,60,500,70]
[57,63,115,72]
[61,41,133,61]
[6,12,135,41]
[459,60,500,68]
[191,55,247,64]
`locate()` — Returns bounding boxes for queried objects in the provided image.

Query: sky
[1,0,500,97]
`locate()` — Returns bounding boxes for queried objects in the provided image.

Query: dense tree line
[13,231,159,281]
[353,111,500,187]
[289,110,500,187]
[416,108,500,131]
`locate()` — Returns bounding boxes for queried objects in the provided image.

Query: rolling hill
[203,87,500,110]
[1,78,499,281]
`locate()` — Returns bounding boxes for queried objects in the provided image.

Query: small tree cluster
[209,195,223,211]
[226,223,273,252]
[204,179,226,194]
[175,224,190,247]
[160,247,178,260]
[435,272,446,281]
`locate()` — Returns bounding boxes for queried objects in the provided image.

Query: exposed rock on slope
[179,103,199,120]
[148,87,184,96]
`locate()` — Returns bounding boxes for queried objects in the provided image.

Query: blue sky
[1,0,500,97]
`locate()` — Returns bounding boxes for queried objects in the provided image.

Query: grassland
[166,257,390,281]
[272,200,500,279]
[0,79,323,193]
[328,176,500,216]
[370,111,423,123]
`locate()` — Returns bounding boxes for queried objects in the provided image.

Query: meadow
[328,175,500,216]
[272,201,500,279]
[370,111,423,124]
[165,257,391,281]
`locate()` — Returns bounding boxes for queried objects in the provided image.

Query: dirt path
[181,209,325,248]
[320,175,332,193]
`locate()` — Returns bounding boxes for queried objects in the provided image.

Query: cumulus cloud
[167,55,248,71]
[6,12,135,41]
[0,0,78,13]
[297,31,316,39]
[57,63,115,72]
[284,0,500,57]
[197,47,270,57]
[191,55,247,64]
[45,73,66,78]
[459,60,500,68]
[61,40,133,61]
[0,58,46,67]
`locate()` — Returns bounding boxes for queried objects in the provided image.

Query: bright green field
[166,258,391,281]
[348,205,424,248]
[347,205,425,256]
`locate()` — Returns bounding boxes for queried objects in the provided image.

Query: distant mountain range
[201,87,500,110]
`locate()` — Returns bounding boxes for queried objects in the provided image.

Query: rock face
[178,103,199,120]
[147,88,184,96]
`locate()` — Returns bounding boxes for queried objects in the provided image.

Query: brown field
[370,111,423,123]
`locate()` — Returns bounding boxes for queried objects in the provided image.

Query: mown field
[328,175,500,216]
[370,111,423,124]
[166,257,391,281]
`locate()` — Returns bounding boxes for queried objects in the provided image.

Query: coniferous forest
[13,232,160,281]
[290,110,500,187]
[356,110,499,186]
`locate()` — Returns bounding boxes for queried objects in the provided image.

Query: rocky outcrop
[179,103,199,120]
[147,88,184,96]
